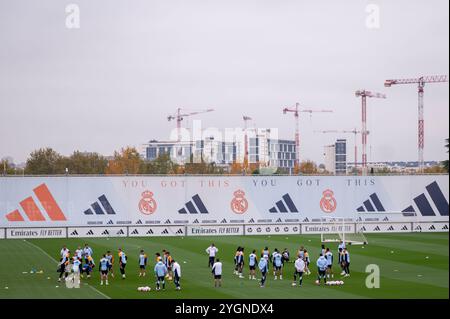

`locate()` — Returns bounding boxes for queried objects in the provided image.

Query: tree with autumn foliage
[298,160,318,174]
[106,147,143,175]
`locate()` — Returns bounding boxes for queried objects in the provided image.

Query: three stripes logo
[5,183,67,222]
[176,229,184,235]
[269,194,299,213]
[101,230,110,236]
[86,230,94,236]
[84,195,116,216]
[70,230,79,236]
[131,229,139,235]
[401,181,449,217]
[178,194,209,214]
[356,193,385,213]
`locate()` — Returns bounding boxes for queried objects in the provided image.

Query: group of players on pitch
[56,240,351,291]
[57,244,181,291]
[207,241,351,288]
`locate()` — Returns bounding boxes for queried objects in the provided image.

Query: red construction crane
[283,102,333,169]
[314,129,363,171]
[384,75,448,172]
[168,108,214,142]
[243,115,252,171]
[355,90,386,175]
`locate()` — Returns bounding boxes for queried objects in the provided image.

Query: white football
[315,280,320,285]
[291,282,297,286]
[137,287,143,292]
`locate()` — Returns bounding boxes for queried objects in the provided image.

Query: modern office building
[323,139,347,175]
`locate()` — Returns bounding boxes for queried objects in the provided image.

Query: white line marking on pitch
[23,240,111,299]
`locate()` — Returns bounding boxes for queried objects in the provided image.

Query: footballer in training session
[0,0,448,306]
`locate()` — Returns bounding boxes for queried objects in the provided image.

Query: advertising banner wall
[0,228,5,239]
[186,225,244,236]
[6,227,67,239]
[1,175,448,228]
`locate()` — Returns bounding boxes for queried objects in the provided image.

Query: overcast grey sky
[0,0,448,164]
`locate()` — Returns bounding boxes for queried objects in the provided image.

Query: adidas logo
[146,229,154,235]
[83,195,116,216]
[429,225,436,231]
[401,225,408,231]
[360,226,367,231]
[220,219,227,224]
[86,230,94,235]
[276,218,282,223]
[176,229,184,235]
[302,217,309,222]
[248,218,255,223]
[269,194,299,213]
[387,226,394,231]
[383,217,389,222]
[5,183,67,222]
[107,220,114,225]
[178,194,209,214]
[162,229,169,235]
[164,219,171,224]
[136,220,143,225]
[131,229,139,235]
[117,229,125,235]
[70,230,78,236]
[373,226,381,231]
[443,225,449,230]
[193,219,199,224]
[415,225,422,231]
[402,181,449,217]
[356,193,385,213]
[101,230,110,235]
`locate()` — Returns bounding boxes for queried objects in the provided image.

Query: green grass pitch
[0,233,448,299]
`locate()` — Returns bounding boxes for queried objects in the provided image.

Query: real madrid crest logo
[230,189,249,214]
[320,189,337,213]
[139,191,157,215]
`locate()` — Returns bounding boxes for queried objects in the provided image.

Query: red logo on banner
[320,189,337,213]
[5,183,67,222]
[139,191,157,215]
[231,189,249,214]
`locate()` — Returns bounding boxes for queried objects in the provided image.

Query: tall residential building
[323,139,347,175]
[335,139,347,175]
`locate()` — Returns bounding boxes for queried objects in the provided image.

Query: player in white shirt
[211,258,223,288]
[99,254,110,286]
[325,248,334,279]
[172,260,182,291]
[273,249,283,280]
[60,245,69,259]
[292,256,305,287]
[206,244,219,268]
[248,250,258,280]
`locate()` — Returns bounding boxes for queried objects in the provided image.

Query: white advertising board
[0,176,448,228]
[6,227,66,239]
[245,224,300,235]
[186,225,244,236]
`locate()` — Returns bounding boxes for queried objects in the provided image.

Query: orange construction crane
[283,103,332,168]
[384,75,448,172]
[355,90,386,175]
[314,129,363,171]
[168,108,214,142]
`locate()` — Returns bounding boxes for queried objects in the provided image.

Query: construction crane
[384,75,448,172]
[243,116,252,171]
[283,102,333,168]
[168,108,214,142]
[314,129,363,171]
[355,90,386,175]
